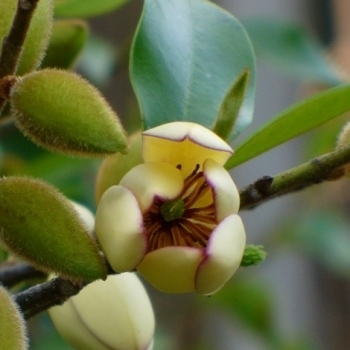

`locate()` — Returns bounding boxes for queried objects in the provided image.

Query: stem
[0,262,45,288]
[11,259,114,319]
[0,0,40,113]
[239,145,350,210]
[15,277,87,319]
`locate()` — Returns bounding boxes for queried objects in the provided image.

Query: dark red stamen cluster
[144,164,216,252]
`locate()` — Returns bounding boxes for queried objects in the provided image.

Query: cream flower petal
[71,201,95,236]
[120,163,183,212]
[143,122,233,176]
[49,298,107,350]
[137,247,204,293]
[195,214,246,295]
[71,273,155,350]
[203,158,240,220]
[95,186,147,272]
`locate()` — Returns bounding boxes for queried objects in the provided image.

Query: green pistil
[160,198,185,222]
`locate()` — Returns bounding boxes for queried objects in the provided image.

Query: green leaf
[130,0,255,138]
[54,0,130,18]
[226,84,350,169]
[0,177,107,281]
[243,18,342,85]
[0,286,28,350]
[41,19,88,69]
[212,69,250,141]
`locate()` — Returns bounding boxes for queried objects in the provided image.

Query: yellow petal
[49,299,106,350]
[120,163,183,212]
[143,122,233,177]
[72,273,154,350]
[203,158,240,220]
[95,186,147,272]
[137,247,203,293]
[195,214,246,295]
[49,273,155,350]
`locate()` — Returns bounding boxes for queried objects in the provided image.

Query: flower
[49,273,155,350]
[95,122,246,295]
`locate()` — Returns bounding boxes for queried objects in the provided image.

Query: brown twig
[0,262,45,288]
[0,0,40,113]
[239,145,350,210]
[14,276,87,319]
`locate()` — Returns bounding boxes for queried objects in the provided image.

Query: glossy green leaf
[0,286,28,349]
[130,0,255,138]
[41,19,88,69]
[54,0,130,18]
[212,69,250,141]
[0,177,107,281]
[243,18,342,85]
[226,84,350,169]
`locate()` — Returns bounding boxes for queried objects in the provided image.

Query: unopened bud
[240,245,267,267]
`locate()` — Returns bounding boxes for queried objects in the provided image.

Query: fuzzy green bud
[0,285,28,350]
[41,19,88,69]
[0,176,107,281]
[0,0,54,75]
[10,69,128,157]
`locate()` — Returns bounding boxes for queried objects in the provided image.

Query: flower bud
[49,273,155,350]
[10,69,128,157]
[0,176,107,281]
[240,245,267,267]
[95,132,143,203]
[0,0,53,75]
[0,285,28,349]
[41,19,88,69]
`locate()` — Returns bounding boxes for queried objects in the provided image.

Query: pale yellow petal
[95,186,147,272]
[143,122,233,177]
[49,273,155,350]
[71,273,155,350]
[137,247,203,293]
[71,201,95,236]
[203,158,240,220]
[49,299,107,350]
[195,214,246,295]
[120,163,183,212]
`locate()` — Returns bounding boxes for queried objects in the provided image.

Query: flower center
[160,198,185,222]
[143,164,217,252]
